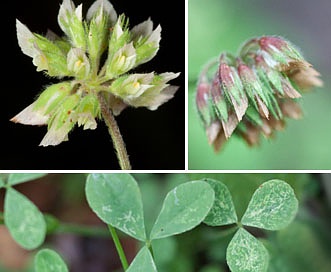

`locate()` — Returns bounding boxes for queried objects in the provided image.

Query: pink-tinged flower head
[196,35,323,151]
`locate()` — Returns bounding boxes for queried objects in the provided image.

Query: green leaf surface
[226,228,269,272]
[150,180,214,240]
[7,173,47,186]
[35,249,68,272]
[203,178,237,226]
[4,188,46,249]
[126,246,157,272]
[241,180,298,230]
[85,173,146,241]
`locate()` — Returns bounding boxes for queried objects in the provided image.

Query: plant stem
[97,93,131,170]
[108,225,129,270]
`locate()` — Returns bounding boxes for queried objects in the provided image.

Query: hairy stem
[108,225,129,270]
[97,93,131,170]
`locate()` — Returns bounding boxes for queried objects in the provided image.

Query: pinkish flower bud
[195,77,214,127]
[254,54,283,95]
[210,74,228,121]
[218,55,247,121]
[259,36,305,71]
[237,60,270,118]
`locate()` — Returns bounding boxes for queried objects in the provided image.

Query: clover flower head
[196,36,322,152]
[12,0,180,146]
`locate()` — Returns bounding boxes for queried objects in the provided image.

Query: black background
[2,0,184,170]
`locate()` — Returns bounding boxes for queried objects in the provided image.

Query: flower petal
[86,0,117,25]
[10,102,49,125]
[16,19,36,58]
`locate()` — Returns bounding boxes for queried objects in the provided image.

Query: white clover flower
[13,0,180,149]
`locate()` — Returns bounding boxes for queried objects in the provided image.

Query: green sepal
[105,14,132,78]
[34,34,69,77]
[87,2,112,69]
[131,18,161,66]
[58,0,86,50]
[76,93,100,117]
[106,43,137,78]
[213,96,228,121]
[135,39,159,66]
[109,73,154,99]
[125,72,179,110]
[245,106,264,127]
[48,93,80,130]
[67,48,91,79]
[52,36,72,55]
[33,82,72,115]
[75,93,100,129]
[255,68,282,119]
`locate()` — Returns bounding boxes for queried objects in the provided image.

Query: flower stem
[108,224,129,270]
[97,93,131,170]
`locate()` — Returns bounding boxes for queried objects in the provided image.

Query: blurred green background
[188,0,331,169]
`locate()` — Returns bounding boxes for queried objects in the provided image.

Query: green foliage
[1,173,330,272]
[227,228,269,272]
[126,246,157,272]
[7,173,46,186]
[86,173,146,241]
[150,180,215,240]
[241,180,298,230]
[34,249,68,272]
[202,178,237,226]
[4,188,46,250]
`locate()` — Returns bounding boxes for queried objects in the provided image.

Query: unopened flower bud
[86,0,117,64]
[254,54,283,95]
[58,0,86,49]
[131,18,161,66]
[75,94,100,129]
[237,60,270,118]
[106,43,137,77]
[40,93,81,146]
[67,48,91,78]
[11,82,72,125]
[259,36,311,73]
[196,77,214,127]
[109,71,180,110]
[259,36,304,68]
[219,55,248,121]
